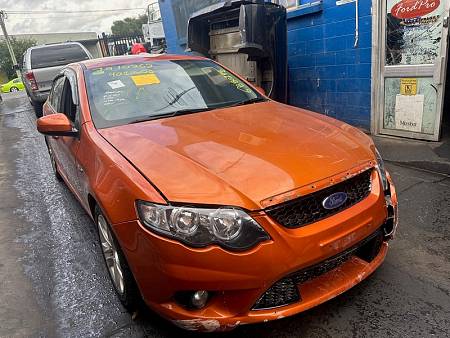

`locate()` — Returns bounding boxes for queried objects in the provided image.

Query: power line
[10,13,137,20]
[6,8,146,14]
[6,12,147,21]
[14,14,136,20]
[3,8,147,22]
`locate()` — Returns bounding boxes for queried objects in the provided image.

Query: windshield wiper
[226,97,267,108]
[128,107,213,125]
[170,107,213,117]
[127,98,267,125]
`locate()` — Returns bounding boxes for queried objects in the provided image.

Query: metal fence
[98,33,146,57]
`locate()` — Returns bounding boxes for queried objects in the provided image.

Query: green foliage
[111,14,148,36]
[0,37,36,80]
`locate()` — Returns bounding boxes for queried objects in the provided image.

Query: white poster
[394,94,424,132]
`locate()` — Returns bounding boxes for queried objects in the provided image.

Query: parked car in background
[35,55,398,332]
[1,78,25,93]
[21,42,92,117]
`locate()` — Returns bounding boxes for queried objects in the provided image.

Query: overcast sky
[0,0,157,35]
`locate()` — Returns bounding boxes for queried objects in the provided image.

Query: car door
[50,72,84,200]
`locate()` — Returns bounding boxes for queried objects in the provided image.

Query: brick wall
[287,0,372,129]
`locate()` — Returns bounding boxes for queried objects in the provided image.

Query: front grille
[253,278,301,310]
[266,170,372,228]
[252,228,383,310]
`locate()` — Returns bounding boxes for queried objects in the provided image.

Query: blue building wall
[158,0,187,54]
[159,0,373,129]
[287,1,372,129]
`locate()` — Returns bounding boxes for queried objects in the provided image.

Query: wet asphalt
[0,92,449,338]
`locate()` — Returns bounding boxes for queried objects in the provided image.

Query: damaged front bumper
[114,170,398,332]
[172,242,389,332]
[170,225,392,332]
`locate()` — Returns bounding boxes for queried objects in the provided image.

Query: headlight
[136,201,270,251]
[375,148,389,191]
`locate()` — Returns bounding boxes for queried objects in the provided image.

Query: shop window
[282,0,317,10]
[384,77,437,134]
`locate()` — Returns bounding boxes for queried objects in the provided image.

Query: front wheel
[48,146,62,181]
[95,206,141,311]
[32,101,43,118]
[10,87,19,92]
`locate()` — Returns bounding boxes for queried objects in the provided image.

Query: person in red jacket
[131,43,147,55]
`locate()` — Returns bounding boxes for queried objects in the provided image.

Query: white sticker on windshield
[107,80,125,89]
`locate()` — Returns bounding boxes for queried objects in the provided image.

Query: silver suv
[22,42,92,117]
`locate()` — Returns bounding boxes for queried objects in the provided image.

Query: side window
[282,0,314,10]
[60,76,79,126]
[50,77,65,112]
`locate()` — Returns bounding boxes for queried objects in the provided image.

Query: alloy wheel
[10,87,19,92]
[97,214,125,295]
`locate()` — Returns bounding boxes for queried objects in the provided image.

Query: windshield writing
[85,59,259,128]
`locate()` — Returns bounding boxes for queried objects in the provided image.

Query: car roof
[28,41,85,51]
[80,54,208,70]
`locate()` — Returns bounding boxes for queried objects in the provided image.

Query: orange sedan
[36,54,398,332]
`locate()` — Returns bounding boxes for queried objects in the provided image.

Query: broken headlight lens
[375,148,389,192]
[136,201,270,251]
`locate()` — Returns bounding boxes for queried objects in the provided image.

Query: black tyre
[47,145,62,181]
[95,206,141,311]
[33,101,43,118]
[10,87,19,92]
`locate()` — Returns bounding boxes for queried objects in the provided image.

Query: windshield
[85,59,262,128]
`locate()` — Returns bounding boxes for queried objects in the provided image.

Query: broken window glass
[386,0,444,66]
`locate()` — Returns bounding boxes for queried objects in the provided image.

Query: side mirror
[36,113,78,137]
[255,86,266,96]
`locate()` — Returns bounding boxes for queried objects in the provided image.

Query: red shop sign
[391,0,440,19]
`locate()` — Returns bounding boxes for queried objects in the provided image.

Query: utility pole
[0,10,21,78]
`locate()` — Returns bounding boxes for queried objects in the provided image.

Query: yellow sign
[131,73,160,86]
[400,78,417,96]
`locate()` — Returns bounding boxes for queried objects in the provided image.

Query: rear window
[31,44,89,69]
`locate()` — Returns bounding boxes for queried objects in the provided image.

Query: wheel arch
[88,193,97,219]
